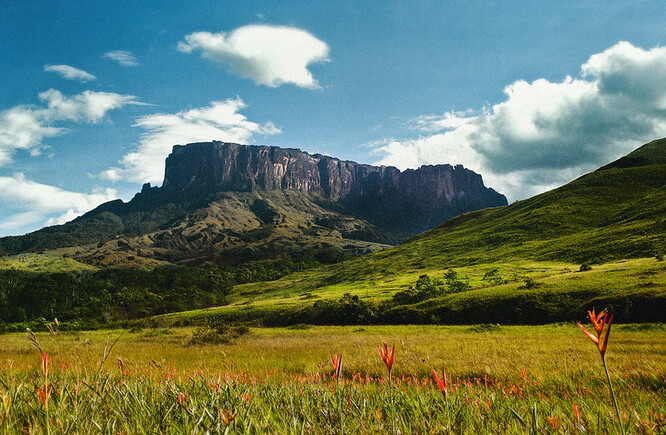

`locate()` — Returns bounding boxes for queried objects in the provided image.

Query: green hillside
[305,137,666,285]
[147,138,666,326]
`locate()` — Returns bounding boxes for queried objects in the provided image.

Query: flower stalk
[577,309,624,435]
[379,343,396,434]
[331,353,344,434]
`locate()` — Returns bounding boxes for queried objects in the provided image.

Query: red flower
[546,415,559,429]
[41,352,48,383]
[331,353,342,381]
[37,385,52,406]
[577,309,613,357]
[431,364,449,399]
[221,409,237,425]
[177,392,188,406]
[378,342,395,378]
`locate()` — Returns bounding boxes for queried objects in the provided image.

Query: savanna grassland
[1,323,664,433]
[1,140,665,434]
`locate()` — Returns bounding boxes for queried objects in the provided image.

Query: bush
[522,277,539,289]
[444,269,470,293]
[579,263,592,272]
[482,269,505,285]
[189,323,250,345]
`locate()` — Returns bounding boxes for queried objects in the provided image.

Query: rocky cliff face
[0,141,508,266]
[156,141,507,235]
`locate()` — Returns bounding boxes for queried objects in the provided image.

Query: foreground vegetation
[0,324,664,433]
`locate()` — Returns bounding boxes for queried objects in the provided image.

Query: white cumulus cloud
[374,42,666,201]
[101,98,281,184]
[0,173,118,234]
[44,64,96,82]
[103,50,139,67]
[178,24,329,88]
[0,89,140,165]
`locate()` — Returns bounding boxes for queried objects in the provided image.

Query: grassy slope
[0,253,97,273]
[153,257,666,325]
[153,138,666,325]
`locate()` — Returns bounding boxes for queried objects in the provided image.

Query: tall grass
[0,324,664,433]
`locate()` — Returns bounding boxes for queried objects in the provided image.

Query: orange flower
[331,353,342,381]
[577,309,613,357]
[431,364,449,399]
[37,386,52,406]
[177,392,188,406]
[378,342,395,378]
[573,403,581,423]
[41,352,48,383]
[546,415,559,429]
[221,409,237,425]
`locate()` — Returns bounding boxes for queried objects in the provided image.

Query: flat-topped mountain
[158,142,506,234]
[0,142,507,267]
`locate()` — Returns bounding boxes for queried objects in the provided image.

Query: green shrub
[522,277,539,289]
[189,323,250,345]
[579,263,592,272]
[444,269,470,293]
[482,269,505,285]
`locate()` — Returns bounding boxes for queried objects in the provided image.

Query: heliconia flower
[221,409,237,425]
[331,353,342,381]
[177,392,188,406]
[577,309,614,358]
[431,364,449,399]
[573,403,581,423]
[41,352,48,383]
[37,385,52,406]
[546,415,559,429]
[379,342,395,378]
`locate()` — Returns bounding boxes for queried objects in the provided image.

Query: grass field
[150,257,666,327]
[0,253,96,274]
[1,323,664,433]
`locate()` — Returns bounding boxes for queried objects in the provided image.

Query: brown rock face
[158,141,507,237]
[0,141,508,266]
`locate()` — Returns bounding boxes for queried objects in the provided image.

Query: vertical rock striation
[158,141,507,237]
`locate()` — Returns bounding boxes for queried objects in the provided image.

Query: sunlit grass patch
[0,324,664,432]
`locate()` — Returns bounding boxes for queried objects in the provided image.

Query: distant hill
[0,142,506,267]
[301,137,666,285]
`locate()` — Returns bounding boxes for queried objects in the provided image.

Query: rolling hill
[312,137,666,284]
[155,138,666,326]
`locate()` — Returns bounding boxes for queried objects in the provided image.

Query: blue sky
[1,0,666,236]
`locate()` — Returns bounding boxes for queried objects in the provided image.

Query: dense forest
[0,249,351,331]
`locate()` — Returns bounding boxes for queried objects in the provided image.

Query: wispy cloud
[102,50,139,67]
[0,173,118,234]
[101,98,281,184]
[374,42,666,201]
[178,24,329,88]
[44,64,96,82]
[407,110,478,132]
[0,89,140,165]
